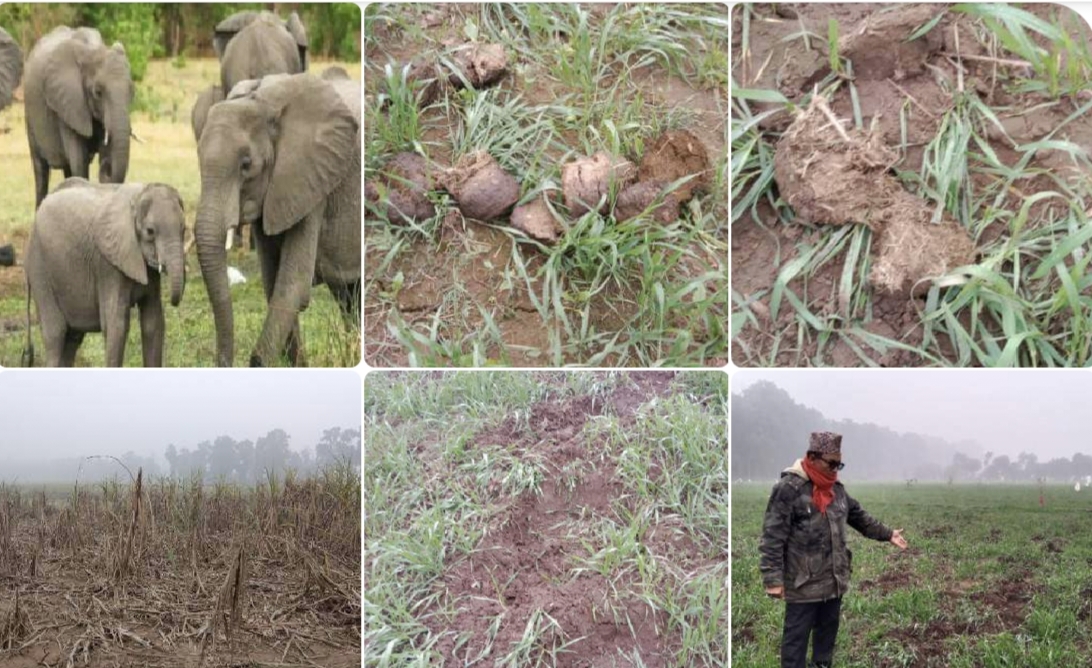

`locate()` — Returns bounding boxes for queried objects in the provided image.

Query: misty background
[733,372,1092,483]
[0,370,361,483]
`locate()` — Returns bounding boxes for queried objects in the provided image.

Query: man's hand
[890,528,908,550]
[765,585,784,599]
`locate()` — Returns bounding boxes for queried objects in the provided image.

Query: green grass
[733,483,1092,667]
[364,371,729,666]
[365,3,728,367]
[0,58,362,367]
[731,3,1092,367]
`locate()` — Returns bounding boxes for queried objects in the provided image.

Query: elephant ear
[286,13,309,71]
[260,75,358,235]
[44,41,92,137]
[0,29,23,110]
[93,185,148,285]
[213,11,259,60]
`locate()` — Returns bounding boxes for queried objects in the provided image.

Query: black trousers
[780,597,842,668]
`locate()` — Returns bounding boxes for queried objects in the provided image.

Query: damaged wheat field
[364,4,728,367]
[364,371,729,666]
[732,483,1092,666]
[732,3,1092,366]
[0,471,361,667]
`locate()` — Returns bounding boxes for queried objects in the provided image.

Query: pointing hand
[890,529,908,550]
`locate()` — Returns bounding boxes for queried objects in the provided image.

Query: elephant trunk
[104,96,131,183]
[163,238,186,307]
[195,181,239,366]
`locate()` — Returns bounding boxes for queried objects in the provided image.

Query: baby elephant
[25,178,186,366]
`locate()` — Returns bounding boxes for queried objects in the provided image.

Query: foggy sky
[0,370,361,463]
[733,370,1090,459]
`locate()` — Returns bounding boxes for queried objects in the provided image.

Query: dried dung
[637,130,710,202]
[367,152,437,225]
[774,96,975,293]
[839,4,945,81]
[510,197,563,244]
[444,151,520,221]
[614,181,680,224]
[561,152,637,217]
[448,43,508,88]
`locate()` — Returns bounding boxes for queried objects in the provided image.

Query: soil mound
[637,130,710,201]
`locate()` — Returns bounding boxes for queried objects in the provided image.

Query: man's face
[814,453,844,472]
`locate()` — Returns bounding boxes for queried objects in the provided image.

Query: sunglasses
[817,456,845,471]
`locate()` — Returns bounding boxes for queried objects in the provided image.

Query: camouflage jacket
[759,459,893,603]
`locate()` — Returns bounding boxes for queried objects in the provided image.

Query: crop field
[0,53,361,367]
[0,470,361,667]
[732,483,1092,667]
[364,3,729,367]
[732,3,1092,367]
[365,371,729,666]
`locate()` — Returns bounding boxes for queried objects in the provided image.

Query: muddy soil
[731,2,1092,366]
[422,371,717,666]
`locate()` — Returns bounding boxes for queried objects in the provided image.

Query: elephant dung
[561,152,637,217]
[637,130,710,202]
[444,151,519,221]
[369,152,437,225]
[405,58,445,107]
[775,96,976,294]
[510,197,563,244]
[447,43,508,88]
[614,181,680,224]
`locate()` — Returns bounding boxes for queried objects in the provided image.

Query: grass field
[0,57,362,367]
[365,371,729,666]
[364,3,729,367]
[732,482,1092,667]
[0,469,361,666]
[732,3,1092,367]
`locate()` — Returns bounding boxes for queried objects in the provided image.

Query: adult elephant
[214,11,308,94]
[195,73,360,367]
[0,26,23,112]
[24,26,132,208]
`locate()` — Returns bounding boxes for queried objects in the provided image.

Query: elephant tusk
[225,228,235,250]
[104,130,110,146]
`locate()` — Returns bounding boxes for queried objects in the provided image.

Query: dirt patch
[637,130,710,202]
[426,372,691,666]
[857,568,914,594]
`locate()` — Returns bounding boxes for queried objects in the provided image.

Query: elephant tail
[21,273,34,367]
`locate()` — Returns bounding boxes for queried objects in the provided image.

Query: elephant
[320,65,350,82]
[214,11,308,96]
[195,72,360,367]
[0,26,23,111]
[25,178,186,367]
[23,26,133,208]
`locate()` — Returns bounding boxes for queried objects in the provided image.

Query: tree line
[733,381,1092,483]
[3,426,361,484]
[0,3,360,80]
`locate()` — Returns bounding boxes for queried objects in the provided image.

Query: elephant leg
[251,213,320,367]
[100,293,132,367]
[35,298,67,367]
[61,331,86,367]
[139,293,165,367]
[32,156,50,209]
[253,227,305,366]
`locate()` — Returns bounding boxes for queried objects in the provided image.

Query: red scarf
[801,457,837,514]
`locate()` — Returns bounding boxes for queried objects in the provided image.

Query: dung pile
[774,96,975,293]
[394,42,509,107]
[368,130,711,245]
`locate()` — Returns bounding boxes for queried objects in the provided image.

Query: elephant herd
[0,12,361,367]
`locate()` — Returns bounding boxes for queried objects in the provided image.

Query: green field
[732,482,1092,667]
[365,371,729,666]
[0,58,361,367]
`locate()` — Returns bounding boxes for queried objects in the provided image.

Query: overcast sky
[733,370,1091,458]
[0,370,361,463]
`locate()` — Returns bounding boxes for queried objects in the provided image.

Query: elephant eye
[240,155,252,172]
[145,226,155,238]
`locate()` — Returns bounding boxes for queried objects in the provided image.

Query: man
[759,431,908,668]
